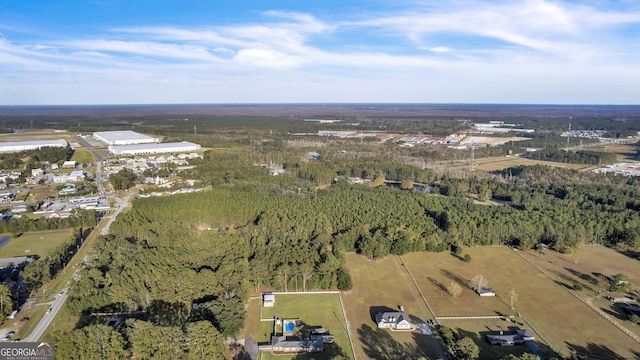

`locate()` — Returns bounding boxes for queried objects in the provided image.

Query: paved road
[0,235,11,250]
[19,136,131,342]
[23,289,68,342]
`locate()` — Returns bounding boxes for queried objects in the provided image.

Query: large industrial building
[108,141,201,155]
[0,139,68,153]
[93,131,160,145]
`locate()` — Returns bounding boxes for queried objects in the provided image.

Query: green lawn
[402,247,640,359]
[0,229,71,258]
[342,253,439,360]
[14,304,49,340]
[70,149,95,163]
[256,293,354,360]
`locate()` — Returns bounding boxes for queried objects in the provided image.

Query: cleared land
[0,229,71,258]
[474,156,592,172]
[253,293,354,360]
[402,247,640,359]
[342,253,440,360]
[70,148,95,163]
[522,247,640,337]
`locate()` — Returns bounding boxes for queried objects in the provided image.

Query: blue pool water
[285,322,295,333]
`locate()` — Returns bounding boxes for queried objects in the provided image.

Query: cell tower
[470,143,475,172]
[194,125,197,135]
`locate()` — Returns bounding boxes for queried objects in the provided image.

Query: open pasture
[257,292,354,360]
[439,318,550,360]
[522,246,640,337]
[0,229,71,258]
[342,253,439,360]
[402,247,640,359]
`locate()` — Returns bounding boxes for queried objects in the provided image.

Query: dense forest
[529,149,617,165]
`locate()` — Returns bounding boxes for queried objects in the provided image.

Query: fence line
[510,247,640,345]
[338,292,358,360]
[436,316,505,320]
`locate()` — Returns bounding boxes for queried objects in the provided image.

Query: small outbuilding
[263,293,275,307]
[476,287,496,297]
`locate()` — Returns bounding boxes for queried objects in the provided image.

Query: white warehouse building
[93,131,160,145]
[0,139,68,153]
[108,141,201,155]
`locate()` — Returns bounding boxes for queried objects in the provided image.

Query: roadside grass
[0,229,71,258]
[34,213,118,340]
[14,305,49,340]
[402,247,640,359]
[521,246,640,337]
[439,318,544,360]
[239,297,261,340]
[342,252,437,360]
[253,293,354,360]
[70,149,95,163]
[39,303,79,341]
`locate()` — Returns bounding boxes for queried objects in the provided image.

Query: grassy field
[401,247,640,359]
[70,148,95,163]
[521,247,640,337]
[249,292,354,360]
[0,229,71,258]
[342,253,440,360]
[439,318,551,360]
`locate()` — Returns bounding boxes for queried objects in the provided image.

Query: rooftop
[93,130,158,142]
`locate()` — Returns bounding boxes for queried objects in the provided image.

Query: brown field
[522,247,640,337]
[342,253,441,360]
[401,247,640,359]
[601,143,640,162]
[0,129,75,142]
[474,157,592,172]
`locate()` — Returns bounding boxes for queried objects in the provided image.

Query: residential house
[486,329,535,346]
[375,311,412,330]
[270,336,324,353]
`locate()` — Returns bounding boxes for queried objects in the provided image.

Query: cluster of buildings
[396,136,444,147]
[102,153,200,178]
[561,130,606,138]
[593,162,640,177]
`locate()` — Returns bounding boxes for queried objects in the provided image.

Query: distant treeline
[529,149,617,165]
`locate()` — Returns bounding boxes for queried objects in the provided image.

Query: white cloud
[234,48,301,68]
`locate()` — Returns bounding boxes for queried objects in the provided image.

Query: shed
[263,293,275,307]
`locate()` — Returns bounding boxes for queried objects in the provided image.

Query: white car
[46,307,52,314]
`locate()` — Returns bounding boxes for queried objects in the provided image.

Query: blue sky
[1,0,639,105]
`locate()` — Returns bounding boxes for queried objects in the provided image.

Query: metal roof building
[93,131,159,145]
[0,139,68,153]
[108,141,201,155]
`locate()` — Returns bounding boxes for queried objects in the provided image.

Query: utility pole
[470,143,475,172]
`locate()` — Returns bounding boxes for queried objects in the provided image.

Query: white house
[375,311,412,330]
